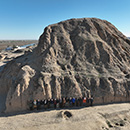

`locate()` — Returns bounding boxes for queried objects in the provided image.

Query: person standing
[47,99,51,109]
[72,97,76,107]
[59,98,62,108]
[54,98,57,109]
[75,98,78,107]
[28,100,33,110]
[50,99,54,108]
[65,97,69,108]
[79,97,83,106]
[83,97,87,107]
[62,98,66,108]
[33,100,37,109]
[37,99,41,110]
[69,97,72,107]
[44,99,48,110]
[90,96,94,106]
[86,97,89,107]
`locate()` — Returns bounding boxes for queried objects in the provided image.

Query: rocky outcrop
[0,18,130,112]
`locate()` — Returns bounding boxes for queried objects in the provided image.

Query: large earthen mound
[0,18,130,112]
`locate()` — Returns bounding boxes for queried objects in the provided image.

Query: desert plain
[0,103,130,130]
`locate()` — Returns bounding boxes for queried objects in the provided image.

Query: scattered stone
[115,122,119,126]
[64,111,73,118]
[57,111,73,119]
[106,120,113,128]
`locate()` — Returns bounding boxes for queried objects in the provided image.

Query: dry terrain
[0,103,130,130]
[0,18,129,113]
[0,43,38,112]
[0,40,38,50]
[0,18,129,130]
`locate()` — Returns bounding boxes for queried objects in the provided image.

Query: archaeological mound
[0,18,130,113]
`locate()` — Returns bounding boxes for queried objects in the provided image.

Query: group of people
[28,96,94,110]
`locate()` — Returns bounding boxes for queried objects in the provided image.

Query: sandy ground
[0,103,130,130]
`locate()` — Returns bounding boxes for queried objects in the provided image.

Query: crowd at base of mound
[27,97,94,110]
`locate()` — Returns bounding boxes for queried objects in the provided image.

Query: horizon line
[0,39,38,41]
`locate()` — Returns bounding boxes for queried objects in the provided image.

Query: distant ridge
[0,40,38,51]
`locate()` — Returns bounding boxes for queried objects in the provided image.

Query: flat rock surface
[0,103,130,130]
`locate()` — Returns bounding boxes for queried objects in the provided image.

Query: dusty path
[0,103,130,130]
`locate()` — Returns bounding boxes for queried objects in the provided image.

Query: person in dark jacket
[40,100,44,109]
[69,97,72,107]
[50,99,54,108]
[47,99,51,109]
[37,99,41,110]
[75,98,78,107]
[79,97,83,106]
[65,97,69,108]
[90,96,94,106]
[56,99,60,108]
[59,98,63,108]
[86,97,90,107]
[29,100,33,110]
[54,98,57,109]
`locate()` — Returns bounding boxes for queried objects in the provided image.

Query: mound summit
[0,18,130,112]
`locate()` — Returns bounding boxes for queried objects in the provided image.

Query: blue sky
[0,0,130,40]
